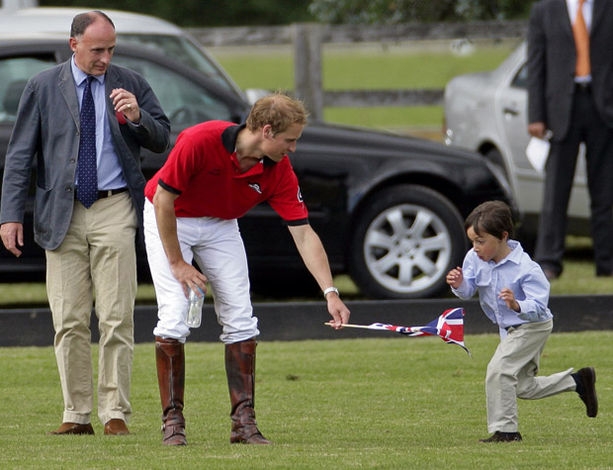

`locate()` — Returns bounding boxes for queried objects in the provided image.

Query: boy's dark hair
[464,200,514,240]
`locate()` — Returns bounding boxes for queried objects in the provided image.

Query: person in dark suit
[527,0,613,280]
[0,11,170,435]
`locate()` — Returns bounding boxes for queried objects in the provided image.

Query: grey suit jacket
[527,0,613,141]
[0,60,170,250]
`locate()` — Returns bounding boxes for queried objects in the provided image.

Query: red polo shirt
[145,120,308,223]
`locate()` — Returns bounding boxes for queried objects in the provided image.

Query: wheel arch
[477,142,510,179]
[348,172,471,242]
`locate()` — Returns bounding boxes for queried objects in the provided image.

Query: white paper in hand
[525,136,550,173]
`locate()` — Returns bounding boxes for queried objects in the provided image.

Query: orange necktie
[573,0,590,77]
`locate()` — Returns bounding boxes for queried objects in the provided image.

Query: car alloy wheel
[349,185,466,299]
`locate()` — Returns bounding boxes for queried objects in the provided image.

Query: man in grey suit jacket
[527,0,613,279]
[0,11,170,435]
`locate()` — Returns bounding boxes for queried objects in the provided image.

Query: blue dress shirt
[451,239,553,337]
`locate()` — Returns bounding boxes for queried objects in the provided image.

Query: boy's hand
[499,287,520,312]
[446,267,463,289]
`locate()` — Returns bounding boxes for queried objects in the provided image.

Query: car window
[118,34,236,92]
[0,54,56,123]
[113,54,235,128]
[511,64,527,89]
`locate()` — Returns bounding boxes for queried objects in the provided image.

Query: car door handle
[503,106,519,116]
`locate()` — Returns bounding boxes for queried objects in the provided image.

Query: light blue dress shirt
[72,57,127,190]
[451,239,553,337]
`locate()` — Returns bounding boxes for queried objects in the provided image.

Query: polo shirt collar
[222,123,276,167]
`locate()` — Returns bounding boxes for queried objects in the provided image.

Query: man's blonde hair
[246,93,308,135]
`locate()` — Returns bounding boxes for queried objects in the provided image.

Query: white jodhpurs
[143,200,259,343]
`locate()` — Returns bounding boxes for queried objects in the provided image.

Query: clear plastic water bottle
[186,286,204,328]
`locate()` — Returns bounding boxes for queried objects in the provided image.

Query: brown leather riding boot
[155,336,187,446]
[225,338,271,445]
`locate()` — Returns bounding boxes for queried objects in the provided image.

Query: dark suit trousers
[535,85,613,275]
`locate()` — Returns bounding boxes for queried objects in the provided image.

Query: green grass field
[213,41,517,92]
[1,333,611,469]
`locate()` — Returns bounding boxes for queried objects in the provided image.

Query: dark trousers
[535,85,613,275]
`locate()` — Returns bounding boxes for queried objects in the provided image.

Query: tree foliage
[38,0,530,26]
[38,0,314,27]
[308,0,531,24]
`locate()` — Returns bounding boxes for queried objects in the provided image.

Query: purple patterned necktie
[77,76,98,208]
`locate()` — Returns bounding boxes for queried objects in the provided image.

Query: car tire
[348,184,467,299]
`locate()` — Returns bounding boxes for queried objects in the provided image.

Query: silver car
[443,43,590,246]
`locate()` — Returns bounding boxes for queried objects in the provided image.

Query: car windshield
[118,33,241,95]
[112,53,236,127]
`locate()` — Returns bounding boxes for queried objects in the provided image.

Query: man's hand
[528,121,547,139]
[325,292,350,329]
[110,88,141,123]
[169,259,208,299]
[0,222,24,257]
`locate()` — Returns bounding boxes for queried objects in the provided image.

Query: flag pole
[324,322,373,329]
[324,322,424,333]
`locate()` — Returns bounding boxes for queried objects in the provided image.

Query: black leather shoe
[480,431,522,443]
[575,367,598,418]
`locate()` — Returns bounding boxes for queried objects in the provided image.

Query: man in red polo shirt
[143,93,350,446]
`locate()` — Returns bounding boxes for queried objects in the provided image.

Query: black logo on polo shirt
[297,187,303,203]
[248,182,262,194]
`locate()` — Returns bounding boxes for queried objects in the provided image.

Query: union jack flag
[331,308,470,355]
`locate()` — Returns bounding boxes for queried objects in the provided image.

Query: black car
[0,16,514,299]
